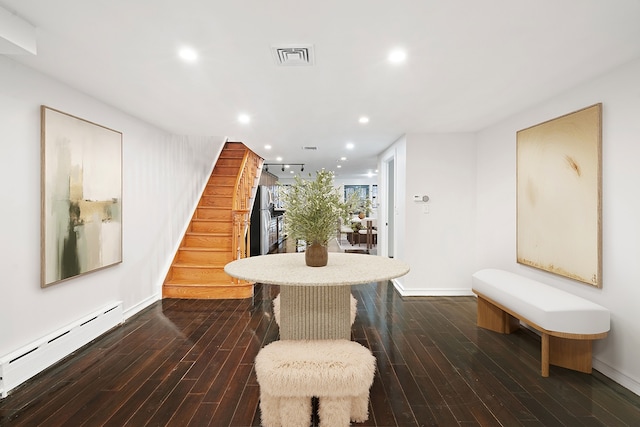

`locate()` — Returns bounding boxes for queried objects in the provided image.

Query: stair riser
[219,151,245,159]
[177,250,234,264]
[203,186,234,196]
[211,167,238,176]
[215,158,243,167]
[195,209,230,220]
[208,176,236,186]
[171,267,233,281]
[184,235,232,249]
[163,284,253,299]
[199,196,232,208]
[190,221,231,233]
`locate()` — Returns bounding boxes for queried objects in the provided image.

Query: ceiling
[2,1,640,180]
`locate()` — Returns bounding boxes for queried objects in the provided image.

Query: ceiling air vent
[271,44,315,66]
[302,146,318,150]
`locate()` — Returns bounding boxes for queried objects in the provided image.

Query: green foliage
[351,221,364,232]
[281,170,351,245]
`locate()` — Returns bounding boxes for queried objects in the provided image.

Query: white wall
[0,56,223,357]
[475,58,640,394]
[381,133,476,296]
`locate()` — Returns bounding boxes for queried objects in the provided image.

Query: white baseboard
[391,280,475,297]
[123,292,161,320]
[0,302,123,398]
[593,359,640,397]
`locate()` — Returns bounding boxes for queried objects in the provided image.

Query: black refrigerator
[250,186,273,256]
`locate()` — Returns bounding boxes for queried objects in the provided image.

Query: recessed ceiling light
[264,145,272,150]
[178,47,198,62]
[346,142,354,149]
[337,165,342,168]
[358,116,369,124]
[340,157,347,161]
[388,49,407,64]
[276,156,283,161]
[238,114,250,124]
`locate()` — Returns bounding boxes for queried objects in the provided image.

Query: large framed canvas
[516,103,602,287]
[41,106,122,287]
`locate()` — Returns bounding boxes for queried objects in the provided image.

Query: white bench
[472,268,610,377]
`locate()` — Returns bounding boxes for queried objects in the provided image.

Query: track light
[263,163,305,173]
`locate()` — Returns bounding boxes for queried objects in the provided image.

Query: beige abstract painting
[41,106,123,287]
[516,104,602,287]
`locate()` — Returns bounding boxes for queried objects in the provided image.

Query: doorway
[386,158,395,258]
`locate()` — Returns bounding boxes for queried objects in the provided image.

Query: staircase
[162,142,263,299]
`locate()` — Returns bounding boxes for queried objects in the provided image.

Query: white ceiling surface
[2,1,640,179]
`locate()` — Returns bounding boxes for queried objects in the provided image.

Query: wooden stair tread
[185,231,231,237]
[178,246,229,252]
[171,262,227,268]
[164,278,249,286]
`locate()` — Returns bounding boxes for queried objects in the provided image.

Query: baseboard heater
[0,302,123,398]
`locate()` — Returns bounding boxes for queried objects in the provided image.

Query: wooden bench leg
[541,333,550,377]
[549,336,593,374]
[542,333,593,376]
[476,296,519,334]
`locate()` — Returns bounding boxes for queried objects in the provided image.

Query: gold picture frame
[41,106,123,287]
[516,103,602,287]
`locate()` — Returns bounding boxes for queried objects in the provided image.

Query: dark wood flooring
[2,281,640,426]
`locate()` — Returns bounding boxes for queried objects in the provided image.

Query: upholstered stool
[272,293,358,327]
[254,339,376,427]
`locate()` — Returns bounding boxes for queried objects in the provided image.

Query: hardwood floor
[2,281,639,426]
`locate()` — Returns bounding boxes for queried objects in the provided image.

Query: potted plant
[281,170,352,266]
[357,197,373,219]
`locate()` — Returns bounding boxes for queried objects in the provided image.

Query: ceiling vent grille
[271,45,315,66]
[302,146,318,150]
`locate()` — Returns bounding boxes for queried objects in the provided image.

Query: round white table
[225,253,410,340]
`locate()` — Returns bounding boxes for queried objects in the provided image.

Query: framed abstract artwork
[344,185,370,213]
[41,106,122,287]
[516,103,602,287]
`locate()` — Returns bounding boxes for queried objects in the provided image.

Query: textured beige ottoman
[255,339,376,427]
